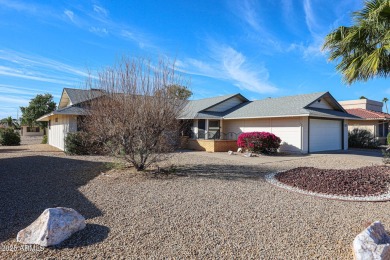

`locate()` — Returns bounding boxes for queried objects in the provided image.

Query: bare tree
[84,57,189,171]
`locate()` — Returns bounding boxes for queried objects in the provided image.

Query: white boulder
[353,221,390,260]
[17,207,86,247]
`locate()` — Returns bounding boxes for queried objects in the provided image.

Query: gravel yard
[1,139,389,259]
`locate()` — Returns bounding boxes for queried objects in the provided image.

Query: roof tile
[346,108,390,119]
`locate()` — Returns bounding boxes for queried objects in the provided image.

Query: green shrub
[348,128,378,148]
[387,132,390,145]
[41,135,48,144]
[0,128,21,146]
[383,149,390,164]
[65,132,102,155]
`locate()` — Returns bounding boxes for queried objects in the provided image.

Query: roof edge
[200,93,248,112]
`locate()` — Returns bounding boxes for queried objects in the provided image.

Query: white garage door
[309,119,342,152]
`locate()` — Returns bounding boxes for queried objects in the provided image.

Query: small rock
[244,152,252,157]
[353,221,390,260]
[17,207,86,247]
[237,148,242,153]
[228,150,233,155]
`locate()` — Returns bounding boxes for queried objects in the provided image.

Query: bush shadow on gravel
[0,148,29,153]
[0,155,108,243]
[49,224,110,249]
[171,164,271,181]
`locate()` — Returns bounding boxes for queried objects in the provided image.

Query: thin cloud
[0,0,38,13]
[177,43,278,94]
[64,9,75,23]
[1,1,157,52]
[303,0,319,37]
[216,46,277,93]
[281,0,294,20]
[89,26,109,36]
[0,66,74,85]
[236,0,261,32]
[0,49,93,78]
[121,29,152,49]
[228,0,282,52]
[0,49,96,86]
[93,5,108,17]
[0,95,31,105]
[0,84,55,96]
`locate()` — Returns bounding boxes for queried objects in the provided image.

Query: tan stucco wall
[21,126,44,136]
[187,139,238,152]
[223,117,307,153]
[339,99,383,112]
[347,120,376,135]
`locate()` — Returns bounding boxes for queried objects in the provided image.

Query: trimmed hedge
[237,131,281,154]
[0,128,21,146]
[348,128,378,148]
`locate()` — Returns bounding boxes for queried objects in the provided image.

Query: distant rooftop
[346,108,390,120]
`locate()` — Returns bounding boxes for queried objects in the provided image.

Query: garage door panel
[310,119,342,152]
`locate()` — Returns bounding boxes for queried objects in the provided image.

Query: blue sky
[0,0,388,119]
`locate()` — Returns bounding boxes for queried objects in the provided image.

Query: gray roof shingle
[179,93,244,119]
[224,92,345,118]
[64,88,104,105]
[180,91,358,120]
[53,105,88,115]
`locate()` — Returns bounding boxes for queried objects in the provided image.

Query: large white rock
[353,221,390,260]
[17,207,86,247]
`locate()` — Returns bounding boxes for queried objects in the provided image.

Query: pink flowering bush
[237,132,281,154]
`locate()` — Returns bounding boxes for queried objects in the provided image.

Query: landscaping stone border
[265,171,390,202]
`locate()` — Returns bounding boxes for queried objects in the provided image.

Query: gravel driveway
[0,141,388,259]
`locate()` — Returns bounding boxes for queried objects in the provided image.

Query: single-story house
[179,92,358,153]
[37,88,104,150]
[38,88,357,153]
[339,98,390,144]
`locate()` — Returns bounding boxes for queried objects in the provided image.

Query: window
[27,127,40,132]
[55,118,58,123]
[48,120,51,129]
[208,120,220,139]
[209,120,219,128]
[378,122,389,137]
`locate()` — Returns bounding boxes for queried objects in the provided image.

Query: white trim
[37,112,54,121]
[179,114,356,120]
[222,114,309,120]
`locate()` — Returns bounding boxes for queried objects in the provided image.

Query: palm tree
[383,97,389,113]
[322,0,390,84]
[0,116,19,129]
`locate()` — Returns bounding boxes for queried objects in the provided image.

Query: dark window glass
[198,119,205,139]
[379,123,384,137]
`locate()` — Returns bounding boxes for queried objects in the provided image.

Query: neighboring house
[339,99,390,144]
[179,92,357,153]
[37,88,104,150]
[20,125,44,136]
[38,88,356,153]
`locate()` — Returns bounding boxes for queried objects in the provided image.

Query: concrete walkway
[179,149,384,165]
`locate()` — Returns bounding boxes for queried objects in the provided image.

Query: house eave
[222,114,310,120]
